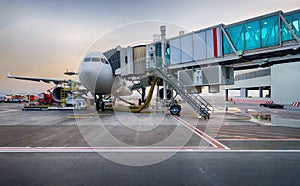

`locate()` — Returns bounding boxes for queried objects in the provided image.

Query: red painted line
[232,99,273,104]
[172,115,229,149]
[213,27,218,58]
[218,138,300,141]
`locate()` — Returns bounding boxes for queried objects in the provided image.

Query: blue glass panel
[223,30,229,54]
[223,28,233,54]
[282,15,293,41]
[245,20,261,50]
[155,42,161,57]
[261,15,279,47]
[292,12,300,38]
[155,42,162,66]
[166,42,170,65]
[229,24,244,51]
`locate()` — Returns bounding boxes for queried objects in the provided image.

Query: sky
[0,0,300,94]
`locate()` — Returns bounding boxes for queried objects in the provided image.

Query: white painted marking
[0,109,18,114]
[171,115,230,149]
[0,147,299,153]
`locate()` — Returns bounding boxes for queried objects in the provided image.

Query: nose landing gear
[95,93,105,112]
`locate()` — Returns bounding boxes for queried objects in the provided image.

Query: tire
[96,101,100,112]
[100,101,105,111]
[169,105,181,115]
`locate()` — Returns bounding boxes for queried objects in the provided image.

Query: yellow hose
[129,78,157,113]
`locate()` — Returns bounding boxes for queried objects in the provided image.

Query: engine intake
[52,87,70,102]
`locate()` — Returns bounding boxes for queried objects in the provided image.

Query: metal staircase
[154,68,213,119]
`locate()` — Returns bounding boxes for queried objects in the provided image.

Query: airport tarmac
[0,102,299,150]
[0,152,299,186]
[0,101,299,185]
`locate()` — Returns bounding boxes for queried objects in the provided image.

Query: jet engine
[52,86,71,102]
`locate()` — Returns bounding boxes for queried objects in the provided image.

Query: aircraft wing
[7,72,68,85]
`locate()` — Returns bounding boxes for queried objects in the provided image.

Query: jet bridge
[104,9,300,118]
[164,10,300,71]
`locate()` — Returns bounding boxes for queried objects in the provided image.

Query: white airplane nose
[79,62,97,93]
[79,52,115,94]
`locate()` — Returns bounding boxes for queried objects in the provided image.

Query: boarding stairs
[154,68,213,119]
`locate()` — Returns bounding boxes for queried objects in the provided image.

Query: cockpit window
[84,57,109,64]
[101,58,109,64]
[84,57,91,62]
[91,58,100,62]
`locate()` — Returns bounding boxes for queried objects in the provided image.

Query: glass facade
[223,11,300,55]
[165,9,300,65]
[223,15,281,54]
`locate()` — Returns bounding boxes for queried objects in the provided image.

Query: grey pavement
[0,152,299,186]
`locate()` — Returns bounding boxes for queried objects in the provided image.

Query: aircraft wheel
[96,101,100,112]
[169,105,181,115]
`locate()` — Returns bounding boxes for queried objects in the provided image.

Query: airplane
[7,51,131,112]
[78,52,129,111]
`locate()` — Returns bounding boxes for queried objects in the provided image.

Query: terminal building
[225,61,300,105]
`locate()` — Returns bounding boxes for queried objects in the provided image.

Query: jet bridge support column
[142,88,146,103]
[160,25,167,101]
[240,88,248,98]
[225,89,229,101]
[259,87,263,98]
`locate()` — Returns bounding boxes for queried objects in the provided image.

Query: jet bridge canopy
[103,48,121,75]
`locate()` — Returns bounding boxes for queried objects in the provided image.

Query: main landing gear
[95,93,105,112]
